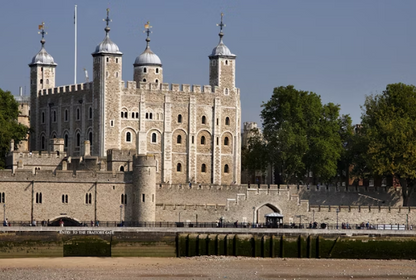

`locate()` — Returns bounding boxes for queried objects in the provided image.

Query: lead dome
[93,9,122,55]
[30,44,57,66]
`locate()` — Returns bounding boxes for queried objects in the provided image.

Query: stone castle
[1,11,415,227]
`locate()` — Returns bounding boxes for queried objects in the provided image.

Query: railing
[2,220,416,231]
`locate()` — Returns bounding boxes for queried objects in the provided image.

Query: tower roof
[134,22,162,67]
[209,13,235,58]
[93,9,122,55]
[29,22,57,66]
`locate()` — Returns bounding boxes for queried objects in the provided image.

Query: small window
[211,60,216,66]
[202,116,206,124]
[225,117,230,125]
[64,109,68,122]
[89,107,93,119]
[116,58,119,63]
[0,192,5,203]
[121,194,127,204]
[126,132,131,142]
[192,136,194,144]
[41,136,45,150]
[146,113,149,119]
[201,136,206,145]
[142,194,145,202]
[224,164,229,173]
[132,112,135,118]
[143,79,146,82]
[41,112,45,123]
[62,194,68,204]
[216,137,219,145]
[224,137,229,146]
[149,113,153,119]
[177,163,182,172]
[143,67,147,73]
[225,60,228,65]
[120,166,124,172]
[53,110,56,122]
[76,108,80,120]
[40,79,43,84]
[156,68,159,74]
[217,118,219,125]
[151,133,157,143]
[124,112,128,118]
[177,135,182,144]
[36,192,43,204]
[110,120,114,127]
[178,114,182,123]
[121,112,124,118]
[106,57,109,62]
[85,193,92,204]
[155,79,159,83]
[201,164,206,173]
[89,132,92,143]
[116,72,119,78]
[64,134,68,148]
[76,133,81,147]
[136,112,139,118]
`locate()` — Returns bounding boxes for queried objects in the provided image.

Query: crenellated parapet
[38,82,92,96]
[121,81,231,95]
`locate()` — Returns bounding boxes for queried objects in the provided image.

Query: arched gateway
[254,203,282,225]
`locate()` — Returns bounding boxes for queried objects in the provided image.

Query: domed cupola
[134,22,163,85]
[209,14,235,59]
[92,9,122,55]
[29,23,57,66]
[209,13,236,89]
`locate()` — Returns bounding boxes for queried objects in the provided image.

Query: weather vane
[38,22,47,46]
[104,8,112,27]
[144,21,152,38]
[217,13,225,34]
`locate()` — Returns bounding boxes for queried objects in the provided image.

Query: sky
[1,0,416,127]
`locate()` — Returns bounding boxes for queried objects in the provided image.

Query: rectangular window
[110,120,114,127]
[142,194,145,202]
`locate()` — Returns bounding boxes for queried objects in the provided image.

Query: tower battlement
[39,82,92,96]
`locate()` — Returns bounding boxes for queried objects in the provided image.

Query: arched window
[178,114,182,123]
[136,112,139,118]
[121,194,124,204]
[120,166,124,172]
[143,78,147,82]
[64,134,68,148]
[116,58,119,63]
[225,60,228,65]
[202,116,206,124]
[132,112,135,118]
[146,113,149,119]
[201,164,206,173]
[225,117,230,125]
[143,67,147,73]
[156,68,159,74]
[121,112,124,118]
[151,133,157,143]
[177,135,182,144]
[177,163,182,172]
[126,132,131,142]
[41,136,45,150]
[124,112,128,118]
[201,136,206,145]
[89,132,92,144]
[224,164,229,173]
[149,113,153,119]
[76,133,81,147]
[155,79,159,83]
[224,137,229,146]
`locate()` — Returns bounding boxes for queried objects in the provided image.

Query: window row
[176,163,229,173]
[106,57,119,63]
[42,107,93,124]
[121,111,139,119]
[39,131,93,150]
[142,67,160,74]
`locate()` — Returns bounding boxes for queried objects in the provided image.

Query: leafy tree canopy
[0,88,29,168]
[261,85,344,184]
[360,83,416,205]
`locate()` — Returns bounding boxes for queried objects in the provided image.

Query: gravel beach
[0,257,415,280]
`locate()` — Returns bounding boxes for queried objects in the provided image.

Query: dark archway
[255,203,281,225]
[49,216,82,227]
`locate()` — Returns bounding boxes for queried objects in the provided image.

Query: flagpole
[74,4,77,84]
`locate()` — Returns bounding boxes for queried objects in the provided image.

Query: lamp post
[336,208,339,229]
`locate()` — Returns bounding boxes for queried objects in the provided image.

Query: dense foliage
[260,85,348,184]
[0,88,29,168]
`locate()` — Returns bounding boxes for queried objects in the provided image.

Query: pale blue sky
[1,1,416,126]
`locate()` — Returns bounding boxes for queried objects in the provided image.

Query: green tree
[241,127,269,183]
[0,88,29,168]
[261,85,343,184]
[360,83,416,205]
